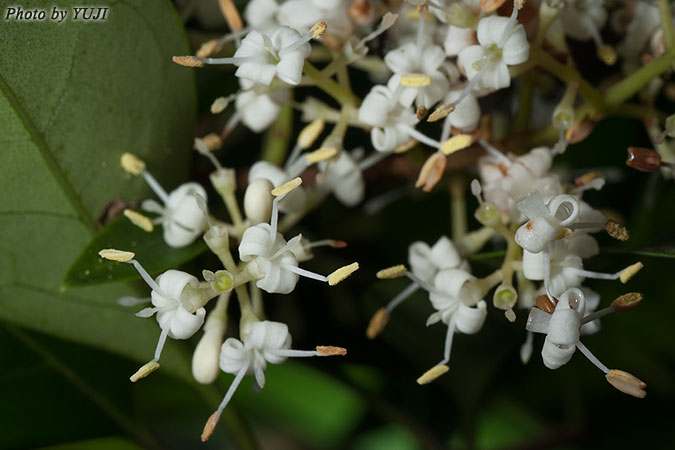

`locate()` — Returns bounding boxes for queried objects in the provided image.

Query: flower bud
[192,327,226,384]
[244,178,274,224]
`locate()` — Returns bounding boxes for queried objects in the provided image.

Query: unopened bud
[204,225,230,254]
[192,329,225,384]
[244,178,274,224]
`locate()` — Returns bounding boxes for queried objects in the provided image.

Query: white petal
[454,301,487,334]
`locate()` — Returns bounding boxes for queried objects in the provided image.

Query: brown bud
[606,369,647,398]
[626,147,662,172]
[535,294,558,314]
[611,292,643,312]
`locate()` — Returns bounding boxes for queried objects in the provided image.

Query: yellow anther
[99,249,135,262]
[611,292,643,312]
[211,97,229,114]
[271,177,303,197]
[196,39,221,58]
[416,365,449,385]
[328,262,359,286]
[172,55,206,68]
[427,103,455,122]
[605,369,647,398]
[394,138,418,153]
[376,264,407,279]
[203,133,223,151]
[124,209,154,232]
[440,134,473,155]
[298,119,325,149]
[366,308,389,339]
[120,153,146,175]
[310,21,328,39]
[316,346,347,356]
[130,361,160,382]
[400,73,432,87]
[605,220,629,241]
[597,45,617,66]
[306,147,338,163]
[620,262,643,283]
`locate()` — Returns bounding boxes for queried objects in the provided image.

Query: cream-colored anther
[172,55,206,68]
[130,361,160,382]
[306,147,338,163]
[297,119,325,149]
[440,134,472,155]
[99,249,135,262]
[120,153,146,175]
[211,97,230,114]
[417,365,449,384]
[124,209,153,232]
[328,262,359,286]
[400,73,432,87]
[310,21,328,39]
[271,177,303,196]
[316,346,347,356]
[620,262,643,283]
[376,265,407,279]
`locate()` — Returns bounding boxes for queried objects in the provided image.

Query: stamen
[211,95,235,114]
[520,331,533,364]
[626,147,665,172]
[272,177,303,197]
[440,318,456,365]
[416,364,449,384]
[282,264,329,282]
[99,248,135,262]
[400,73,432,87]
[470,179,484,204]
[172,56,206,68]
[202,365,249,442]
[427,103,455,123]
[217,0,244,31]
[315,346,347,356]
[605,369,647,398]
[306,239,347,249]
[358,150,389,170]
[440,134,473,155]
[117,296,151,307]
[398,125,441,149]
[297,119,325,150]
[124,209,154,232]
[272,349,321,357]
[366,308,390,339]
[306,147,338,163]
[477,139,511,165]
[328,263,360,286]
[405,271,443,296]
[357,12,398,50]
[415,152,447,192]
[611,292,643,312]
[120,153,146,175]
[153,326,170,361]
[605,220,629,241]
[192,192,213,229]
[129,361,160,382]
[480,0,506,13]
[142,171,171,204]
[376,265,407,279]
[386,282,421,313]
[576,341,609,374]
[619,262,643,283]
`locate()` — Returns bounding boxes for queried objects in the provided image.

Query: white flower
[244,0,280,34]
[239,223,301,294]
[142,182,209,248]
[248,161,307,213]
[358,85,417,152]
[318,150,365,207]
[443,87,481,132]
[384,42,449,108]
[427,268,486,329]
[444,25,476,57]
[408,236,466,284]
[457,13,529,91]
[559,0,607,42]
[514,192,580,254]
[233,27,311,86]
[202,320,346,440]
[236,80,284,132]
[278,0,352,38]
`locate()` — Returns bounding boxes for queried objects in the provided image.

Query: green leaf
[0,0,196,379]
[62,214,206,288]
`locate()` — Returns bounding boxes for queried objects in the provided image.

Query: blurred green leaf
[473,398,542,450]
[353,425,421,450]
[34,438,144,450]
[236,361,366,448]
[0,0,195,378]
[62,214,206,288]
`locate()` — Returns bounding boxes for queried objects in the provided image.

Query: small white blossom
[358,85,417,152]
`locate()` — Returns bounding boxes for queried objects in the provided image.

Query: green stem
[531,49,604,110]
[449,176,467,242]
[658,0,675,49]
[604,46,675,108]
[303,62,358,106]
[514,71,534,133]
[261,103,293,165]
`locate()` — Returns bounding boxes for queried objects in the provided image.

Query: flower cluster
[92,0,675,441]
